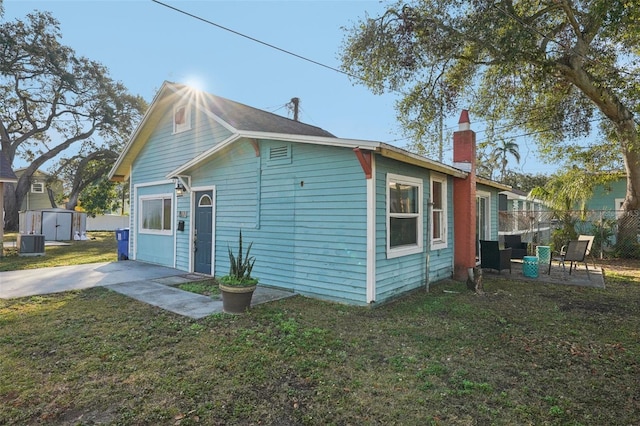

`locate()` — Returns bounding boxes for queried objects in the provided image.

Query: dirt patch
[558,299,628,315]
[600,259,640,277]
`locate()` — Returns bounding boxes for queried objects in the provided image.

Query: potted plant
[219,230,258,314]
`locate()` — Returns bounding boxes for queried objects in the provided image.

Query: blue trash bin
[523,256,539,278]
[115,228,129,261]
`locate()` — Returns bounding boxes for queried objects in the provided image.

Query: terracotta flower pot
[219,284,257,314]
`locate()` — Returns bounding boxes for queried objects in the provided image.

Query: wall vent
[267,144,292,165]
[269,145,289,160]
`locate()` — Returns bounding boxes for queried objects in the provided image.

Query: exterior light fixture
[175,181,186,197]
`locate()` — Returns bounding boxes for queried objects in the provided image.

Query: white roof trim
[167,131,485,181]
[109,81,179,180]
[236,130,381,149]
[379,144,468,178]
[477,176,511,191]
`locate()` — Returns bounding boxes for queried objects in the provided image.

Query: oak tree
[341,0,640,210]
[0,11,145,230]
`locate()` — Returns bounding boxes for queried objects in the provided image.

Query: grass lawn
[1,255,639,425]
[0,231,117,271]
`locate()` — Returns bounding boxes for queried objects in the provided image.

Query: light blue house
[585,174,626,215]
[109,82,507,305]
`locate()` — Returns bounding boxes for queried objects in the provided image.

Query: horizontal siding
[136,233,175,266]
[586,178,625,211]
[131,183,177,268]
[130,103,231,268]
[131,105,232,185]
[205,140,368,305]
[374,157,454,302]
[175,195,192,271]
[289,143,367,304]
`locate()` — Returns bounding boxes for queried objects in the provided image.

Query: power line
[151,0,626,153]
[151,0,358,80]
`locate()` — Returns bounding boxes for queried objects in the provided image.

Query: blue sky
[4,0,556,175]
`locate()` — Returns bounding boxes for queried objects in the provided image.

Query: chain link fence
[499,209,640,259]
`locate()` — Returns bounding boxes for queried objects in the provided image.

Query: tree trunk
[47,187,57,208]
[617,127,640,255]
[3,183,19,231]
[3,175,32,231]
[65,192,79,211]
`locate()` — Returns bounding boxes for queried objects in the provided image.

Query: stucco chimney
[452,109,477,281]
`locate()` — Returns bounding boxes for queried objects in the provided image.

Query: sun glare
[183,75,207,92]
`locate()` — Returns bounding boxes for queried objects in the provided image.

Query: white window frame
[31,182,44,193]
[139,194,173,235]
[430,174,448,250]
[476,190,491,242]
[386,173,423,259]
[173,103,191,134]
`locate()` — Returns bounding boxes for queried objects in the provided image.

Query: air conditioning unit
[18,234,45,256]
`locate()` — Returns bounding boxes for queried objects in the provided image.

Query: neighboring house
[585,173,626,218]
[109,82,508,305]
[14,168,63,211]
[499,188,551,244]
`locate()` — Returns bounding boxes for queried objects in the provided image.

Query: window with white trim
[173,104,191,134]
[387,174,423,258]
[140,196,172,234]
[430,174,447,250]
[31,182,44,193]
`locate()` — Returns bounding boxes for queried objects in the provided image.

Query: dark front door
[194,190,213,274]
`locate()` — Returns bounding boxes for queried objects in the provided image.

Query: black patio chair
[548,240,591,280]
[503,234,528,259]
[480,240,512,274]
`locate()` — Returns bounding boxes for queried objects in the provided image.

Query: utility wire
[151,0,623,151]
[151,0,358,80]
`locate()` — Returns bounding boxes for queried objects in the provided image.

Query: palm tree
[529,167,594,251]
[492,139,521,181]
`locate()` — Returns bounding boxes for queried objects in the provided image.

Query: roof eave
[379,144,468,178]
[109,81,190,181]
[477,176,511,191]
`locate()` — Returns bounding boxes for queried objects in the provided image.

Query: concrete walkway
[0,261,295,319]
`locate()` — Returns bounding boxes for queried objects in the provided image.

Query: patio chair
[548,240,591,280]
[480,240,512,274]
[503,234,528,259]
[578,234,596,267]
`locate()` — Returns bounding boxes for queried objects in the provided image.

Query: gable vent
[269,145,289,160]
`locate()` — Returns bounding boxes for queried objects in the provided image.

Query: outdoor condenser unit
[17,234,45,256]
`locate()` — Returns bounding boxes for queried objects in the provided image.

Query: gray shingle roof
[204,94,336,138]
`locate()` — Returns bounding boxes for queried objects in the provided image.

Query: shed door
[194,191,214,274]
[42,211,72,241]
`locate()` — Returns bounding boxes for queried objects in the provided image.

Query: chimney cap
[458,109,471,131]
